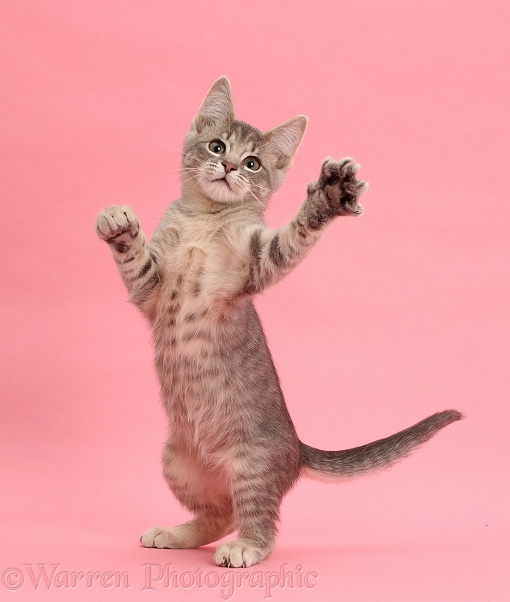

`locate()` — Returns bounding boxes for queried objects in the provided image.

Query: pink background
[1,1,509,600]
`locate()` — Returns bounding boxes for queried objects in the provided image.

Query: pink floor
[1,1,509,600]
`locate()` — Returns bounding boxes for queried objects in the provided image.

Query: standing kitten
[95,77,462,568]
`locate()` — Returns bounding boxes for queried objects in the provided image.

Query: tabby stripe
[115,255,136,265]
[244,229,262,293]
[232,481,272,495]
[233,470,273,484]
[268,234,286,267]
[136,270,159,296]
[134,257,153,279]
[125,258,153,283]
[181,330,214,343]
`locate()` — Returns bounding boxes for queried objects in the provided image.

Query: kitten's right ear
[192,77,235,133]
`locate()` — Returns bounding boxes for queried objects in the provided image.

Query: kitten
[95,77,462,568]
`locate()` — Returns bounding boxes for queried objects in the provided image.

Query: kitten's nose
[222,162,237,174]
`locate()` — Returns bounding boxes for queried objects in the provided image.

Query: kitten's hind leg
[214,451,296,568]
[140,440,234,549]
[140,514,233,549]
[213,485,278,568]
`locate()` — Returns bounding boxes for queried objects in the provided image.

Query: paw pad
[317,157,368,216]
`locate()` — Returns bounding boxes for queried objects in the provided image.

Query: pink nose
[222,162,237,174]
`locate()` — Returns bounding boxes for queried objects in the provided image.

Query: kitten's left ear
[193,76,235,133]
[262,115,308,168]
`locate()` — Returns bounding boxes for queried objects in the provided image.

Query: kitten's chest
[158,221,246,310]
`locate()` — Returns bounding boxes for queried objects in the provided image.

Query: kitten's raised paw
[316,157,368,216]
[140,526,176,549]
[214,538,271,568]
[95,205,139,241]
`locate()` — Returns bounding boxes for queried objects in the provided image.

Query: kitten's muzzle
[222,162,237,173]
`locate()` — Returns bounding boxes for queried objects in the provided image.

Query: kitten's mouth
[213,176,231,190]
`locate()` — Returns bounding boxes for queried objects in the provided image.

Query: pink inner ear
[263,116,307,163]
[274,153,291,170]
[195,114,216,134]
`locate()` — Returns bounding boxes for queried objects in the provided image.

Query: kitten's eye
[208,140,226,154]
[243,156,261,171]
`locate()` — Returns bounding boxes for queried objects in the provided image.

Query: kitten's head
[182,77,307,208]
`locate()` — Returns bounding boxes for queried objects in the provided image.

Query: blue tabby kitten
[95,77,462,568]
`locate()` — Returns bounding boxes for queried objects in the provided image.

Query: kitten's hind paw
[315,156,368,217]
[214,538,272,568]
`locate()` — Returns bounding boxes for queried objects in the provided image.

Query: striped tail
[300,410,463,481]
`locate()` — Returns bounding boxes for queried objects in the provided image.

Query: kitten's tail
[299,410,463,481]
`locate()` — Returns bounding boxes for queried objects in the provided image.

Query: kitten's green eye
[208,140,226,154]
[243,156,261,171]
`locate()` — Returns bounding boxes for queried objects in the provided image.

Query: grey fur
[300,410,462,480]
[95,77,462,568]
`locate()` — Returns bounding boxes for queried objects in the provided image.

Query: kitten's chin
[200,178,243,205]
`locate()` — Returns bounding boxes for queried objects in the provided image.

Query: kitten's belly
[152,279,272,445]
[153,299,245,398]
[153,316,246,452]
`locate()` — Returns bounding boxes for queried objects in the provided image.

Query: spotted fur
[95,77,462,568]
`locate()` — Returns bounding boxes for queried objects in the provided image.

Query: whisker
[150,168,199,182]
[167,172,202,195]
[252,184,277,195]
[247,189,265,211]
[152,141,201,163]
[156,167,198,174]
[191,174,209,193]
[180,173,203,187]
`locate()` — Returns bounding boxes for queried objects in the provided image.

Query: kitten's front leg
[95,205,160,315]
[245,157,368,294]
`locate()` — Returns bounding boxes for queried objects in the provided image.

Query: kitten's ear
[262,115,308,168]
[193,76,235,133]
